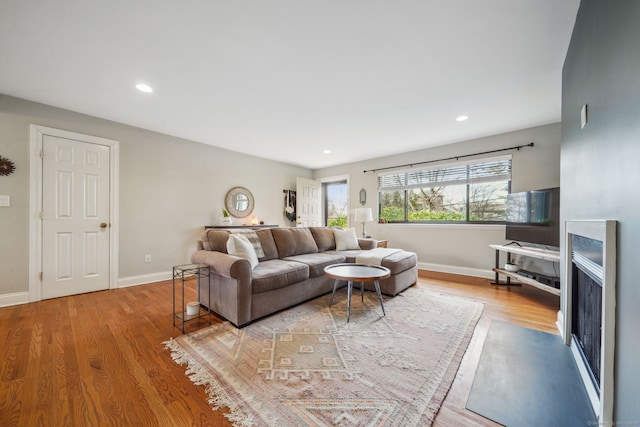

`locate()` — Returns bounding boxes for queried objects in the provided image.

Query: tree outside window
[378,156,511,223]
[324,181,348,228]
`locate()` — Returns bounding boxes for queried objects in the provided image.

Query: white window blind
[378,155,512,191]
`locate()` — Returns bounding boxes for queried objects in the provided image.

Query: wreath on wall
[0,156,16,176]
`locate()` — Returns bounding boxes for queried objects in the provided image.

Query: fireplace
[561,220,616,425]
[571,235,604,391]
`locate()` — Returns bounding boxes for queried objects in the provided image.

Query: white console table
[490,244,561,296]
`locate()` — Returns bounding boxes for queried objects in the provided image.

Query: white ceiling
[0,1,579,169]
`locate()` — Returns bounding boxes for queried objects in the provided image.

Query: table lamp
[354,207,373,238]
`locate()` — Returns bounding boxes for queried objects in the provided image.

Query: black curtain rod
[363,142,534,173]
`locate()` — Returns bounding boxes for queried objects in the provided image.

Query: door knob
[100,222,108,229]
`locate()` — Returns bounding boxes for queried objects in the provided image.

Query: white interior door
[296,177,322,227]
[42,135,111,299]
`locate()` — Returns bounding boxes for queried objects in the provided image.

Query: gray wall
[314,122,561,276]
[561,0,640,422]
[0,95,311,300]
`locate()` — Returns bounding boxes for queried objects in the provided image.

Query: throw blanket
[356,247,401,265]
[230,230,265,258]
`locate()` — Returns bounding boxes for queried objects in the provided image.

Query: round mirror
[224,186,255,218]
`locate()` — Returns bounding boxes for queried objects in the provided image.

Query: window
[378,156,511,223]
[323,180,348,227]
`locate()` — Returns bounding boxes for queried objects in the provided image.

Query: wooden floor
[0,273,560,427]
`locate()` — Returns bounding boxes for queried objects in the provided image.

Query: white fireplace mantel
[559,220,616,425]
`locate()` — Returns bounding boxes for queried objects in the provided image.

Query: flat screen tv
[505,187,560,248]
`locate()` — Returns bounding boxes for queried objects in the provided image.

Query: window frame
[377,155,512,224]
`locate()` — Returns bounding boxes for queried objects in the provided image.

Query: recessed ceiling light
[456,115,469,122]
[136,83,153,93]
[323,149,332,154]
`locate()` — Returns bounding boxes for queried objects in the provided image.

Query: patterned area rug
[164,287,483,427]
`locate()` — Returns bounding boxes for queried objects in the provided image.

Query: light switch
[0,195,9,207]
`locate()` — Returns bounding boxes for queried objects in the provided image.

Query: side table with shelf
[172,263,212,333]
[361,238,388,248]
[490,244,561,296]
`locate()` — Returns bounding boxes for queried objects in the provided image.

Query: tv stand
[489,244,561,296]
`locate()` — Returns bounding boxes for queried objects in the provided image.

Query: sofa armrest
[191,250,253,327]
[358,238,378,250]
[191,250,252,281]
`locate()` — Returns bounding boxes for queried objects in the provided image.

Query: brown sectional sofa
[191,226,417,327]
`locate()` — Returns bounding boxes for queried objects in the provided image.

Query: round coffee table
[324,263,391,322]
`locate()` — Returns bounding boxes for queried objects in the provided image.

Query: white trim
[561,219,616,425]
[118,271,172,288]
[318,174,349,183]
[318,174,351,227]
[556,310,564,336]
[381,222,504,231]
[0,292,30,308]
[570,341,600,416]
[29,127,43,302]
[29,125,120,302]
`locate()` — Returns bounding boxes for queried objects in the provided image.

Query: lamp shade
[354,207,373,222]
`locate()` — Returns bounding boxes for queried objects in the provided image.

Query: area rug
[164,287,483,427]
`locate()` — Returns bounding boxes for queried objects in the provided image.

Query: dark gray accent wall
[562,0,640,422]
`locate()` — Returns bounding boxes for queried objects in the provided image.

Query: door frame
[319,174,350,226]
[29,125,120,302]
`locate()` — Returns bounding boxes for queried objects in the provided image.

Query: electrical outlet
[144,254,151,263]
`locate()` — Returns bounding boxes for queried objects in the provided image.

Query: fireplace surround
[561,220,616,425]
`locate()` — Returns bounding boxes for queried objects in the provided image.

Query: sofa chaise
[191,226,417,327]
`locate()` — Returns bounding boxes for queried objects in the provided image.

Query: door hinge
[39,272,43,281]
[39,150,44,159]
[39,211,43,220]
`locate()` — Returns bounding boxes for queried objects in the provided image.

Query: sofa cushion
[325,249,363,263]
[226,234,259,270]
[324,249,416,275]
[201,229,230,252]
[251,259,309,294]
[283,252,346,277]
[271,227,318,258]
[310,227,336,251]
[255,229,279,261]
[380,251,418,275]
[333,227,360,251]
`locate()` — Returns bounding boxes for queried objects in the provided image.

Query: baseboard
[417,262,493,286]
[419,270,490,286]
[117,271,172,288]
[0,291,30,308]
[418,262,493,279]
[0,274,170,307]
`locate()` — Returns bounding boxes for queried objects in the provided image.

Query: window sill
[378,223,505,230]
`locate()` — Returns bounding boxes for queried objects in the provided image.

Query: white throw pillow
[333,227,360,251]
[226,234,259,270]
